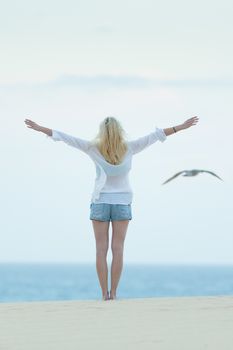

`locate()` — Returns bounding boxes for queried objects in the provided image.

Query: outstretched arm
[128,127,167,155]
[128,116,199,155]
[24,119,91,153]
[24,119,52,136]
[163,116,199,136]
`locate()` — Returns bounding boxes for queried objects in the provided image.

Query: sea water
[0,263,233,302]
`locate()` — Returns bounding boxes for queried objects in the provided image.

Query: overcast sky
[1,0,233,264]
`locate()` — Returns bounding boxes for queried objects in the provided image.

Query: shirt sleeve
[46,129,92,154]
[127,127,167,155]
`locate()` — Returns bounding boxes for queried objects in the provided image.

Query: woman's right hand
[24,119,42,132]
[181,116,199,130]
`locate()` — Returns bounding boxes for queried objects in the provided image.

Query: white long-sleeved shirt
[46,127,167,204]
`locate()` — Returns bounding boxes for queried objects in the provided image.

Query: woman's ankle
[109,289,117,299]
[102,290,110,300]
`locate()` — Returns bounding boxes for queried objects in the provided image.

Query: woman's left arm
[163,116,199,136]
[46,129,92,154]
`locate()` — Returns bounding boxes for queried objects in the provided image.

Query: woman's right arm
[163,116,199,136]
[24,119,52,136]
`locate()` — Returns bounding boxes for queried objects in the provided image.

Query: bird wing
[162,171,185,185]
[201,170,223,181]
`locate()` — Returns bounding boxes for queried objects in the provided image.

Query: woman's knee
[96,244,109,257]
[111,243,124,255]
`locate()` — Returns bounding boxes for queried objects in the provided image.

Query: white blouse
[46,127,167,204]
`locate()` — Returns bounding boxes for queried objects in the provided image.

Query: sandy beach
[0,295,233,350]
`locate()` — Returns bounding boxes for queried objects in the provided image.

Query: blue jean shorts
[89,203,132,222]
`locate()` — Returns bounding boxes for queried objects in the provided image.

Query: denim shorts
[89,203,132,222]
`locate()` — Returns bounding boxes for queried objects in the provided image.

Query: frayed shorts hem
[89,203,132,222]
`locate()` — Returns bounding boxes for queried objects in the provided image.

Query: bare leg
[91,220,110,300]
[110,220,130,300]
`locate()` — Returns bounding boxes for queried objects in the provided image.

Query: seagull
[162,169,223,185]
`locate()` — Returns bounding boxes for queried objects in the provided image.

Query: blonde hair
[91,116,128,165]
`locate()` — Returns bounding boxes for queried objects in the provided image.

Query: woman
[24,115,199,301]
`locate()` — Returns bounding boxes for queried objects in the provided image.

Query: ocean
[0,263,233,302]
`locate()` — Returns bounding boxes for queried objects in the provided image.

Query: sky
[1,0,233,264]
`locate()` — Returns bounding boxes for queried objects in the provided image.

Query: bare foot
[102,291,110,301]
[109,290,117,300]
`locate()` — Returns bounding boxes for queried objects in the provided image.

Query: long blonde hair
[92,116,128,165]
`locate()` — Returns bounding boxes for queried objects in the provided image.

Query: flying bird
[162,169,223,185]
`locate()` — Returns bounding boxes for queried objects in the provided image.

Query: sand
[0,295,233,350]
